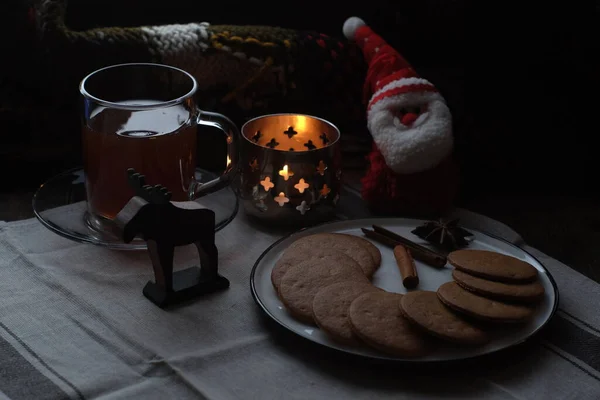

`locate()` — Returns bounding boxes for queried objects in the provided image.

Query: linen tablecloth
[1,189,599,399]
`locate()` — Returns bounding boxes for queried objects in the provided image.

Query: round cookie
[286,233,378,277]
[448,249,538,283]
[279,256,369,323]
[453,270,545,303]
[349,291,429,357]
[271,248,349,291]
[437,281,534,323]
[312,281,381,344]
[334,233,382,270]
[400,291,489,345]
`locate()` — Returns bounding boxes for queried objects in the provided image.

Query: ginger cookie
[400,291,489,345]
[349,291,429,357]
[271,248,350,291]
[437,281,534,323]
[453,270,545,303]
[334,233,382,270]
[286,233,378,277]
[312,281,381,344]
[279,256,369,323]
[448,249,538,283]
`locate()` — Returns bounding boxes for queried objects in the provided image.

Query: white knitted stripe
[369,77,434,103]
[376,77,434,94]
[367,90,445,121]
[141,22,211,57]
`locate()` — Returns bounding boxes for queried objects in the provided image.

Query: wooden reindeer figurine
[114,168,230,307]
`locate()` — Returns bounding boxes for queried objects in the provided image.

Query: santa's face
[367,91,453,175]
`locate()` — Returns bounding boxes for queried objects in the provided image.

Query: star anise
[411,218,473,252]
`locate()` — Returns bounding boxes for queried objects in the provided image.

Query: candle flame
[278,164,294,181]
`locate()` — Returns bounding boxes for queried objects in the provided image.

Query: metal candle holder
[238,114,342,226]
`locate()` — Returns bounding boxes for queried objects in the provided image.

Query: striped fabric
[0,184,599,399]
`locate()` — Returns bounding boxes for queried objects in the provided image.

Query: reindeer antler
[126,168,172,204]
[127,168,150,198]
[147,184,173,204]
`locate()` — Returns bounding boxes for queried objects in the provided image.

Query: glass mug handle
[189,110,240,198]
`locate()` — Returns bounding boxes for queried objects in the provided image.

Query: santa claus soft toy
[343,17,459,215]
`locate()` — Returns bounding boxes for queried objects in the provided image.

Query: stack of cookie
[447,249,545,305]
[400,250,545,348]
[271,233,384,341]
[438,249,544,324]
[272,234,545,358]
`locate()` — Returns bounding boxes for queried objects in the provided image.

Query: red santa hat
[343,17,438,115]
[343,17,453,174]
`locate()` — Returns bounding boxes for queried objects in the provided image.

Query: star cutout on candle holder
[320,184,331,198]
[304,140,317,150]
[260,176,274,191]
[249,158,259,171]
[296,200,310,215]
[278,165,294,181]
[316,160,327,176]
[284,126,298,138]
[294,178,309,193]
[274,192,289,206]
[252,130,262,142]
[333,193,340,205]
[319,132,329,145]
[255,199,268,212]
[251,185,260,199]
[266,138,279,148]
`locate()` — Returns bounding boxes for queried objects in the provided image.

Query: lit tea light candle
[278,165,294,181]
[239,114,341,225]
[294,178,309,193]
[226,156,232,168]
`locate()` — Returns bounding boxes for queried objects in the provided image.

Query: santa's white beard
[367,91,453,174]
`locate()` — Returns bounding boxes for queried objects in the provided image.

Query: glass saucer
[32,167,239,250]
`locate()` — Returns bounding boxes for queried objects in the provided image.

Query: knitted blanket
[2,0,368,175]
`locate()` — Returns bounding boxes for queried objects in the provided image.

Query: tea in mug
[82,101,197,219]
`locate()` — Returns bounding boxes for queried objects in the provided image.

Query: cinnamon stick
[393,245,419,289]
[363,227,447,268]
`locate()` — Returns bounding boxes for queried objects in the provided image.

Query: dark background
[7,1,597,196]
[2,1,599,277]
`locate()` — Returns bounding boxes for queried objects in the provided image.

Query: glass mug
[79,63,240,234]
